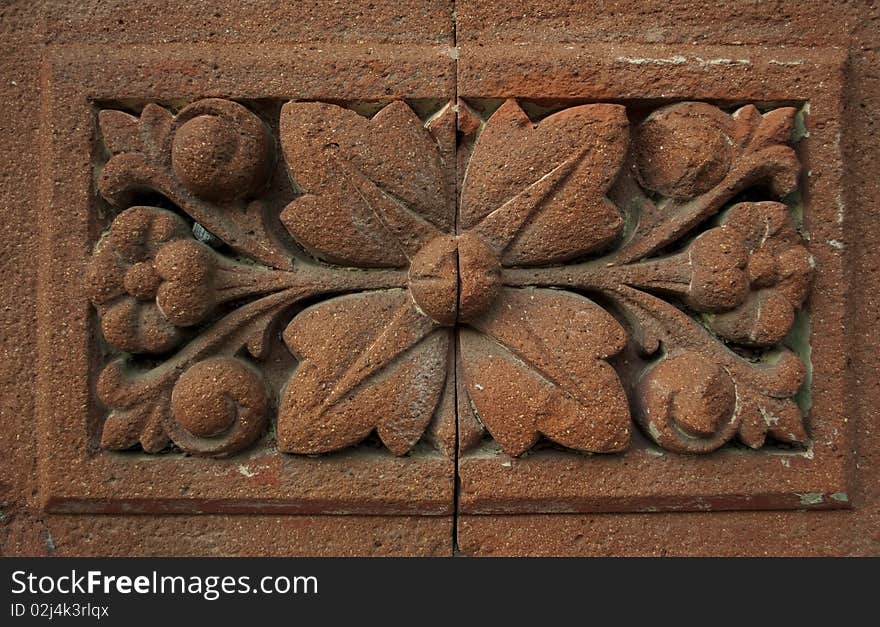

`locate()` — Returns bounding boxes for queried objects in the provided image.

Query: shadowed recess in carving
[87,96,812,459]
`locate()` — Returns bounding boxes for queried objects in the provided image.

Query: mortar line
[451,0,462,557]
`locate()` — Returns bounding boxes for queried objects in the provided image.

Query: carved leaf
[731,104,764,148]
[460,99,629,265]
[738,396,809,449]
[278,290,449,455]
[100,403,170,453]
[734,104,797,152]
[97,362,173,453]
[749,144,800,197]
[755,108,796,148]
[459,288,631,456]
[731,105,800,196]
[139,103,174,161]
[424,101,458,207]
[469,154,583,254]
[280,101,452,267]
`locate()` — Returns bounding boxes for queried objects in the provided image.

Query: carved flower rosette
[88,96,812,458]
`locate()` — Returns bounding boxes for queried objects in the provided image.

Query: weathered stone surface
[28,23,458,530]
[450,1,879,557]
[461,100,628,265]
[78,87,826,499]
[273,95,639,459]
[3,514,453,557]
[456,41,850,518]
[1,0,878,557]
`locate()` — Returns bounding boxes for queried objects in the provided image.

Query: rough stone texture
[1,0,458,556]
[1,0,878,556]
[456,46,840,513]
[81,91,758,467]
[454,0,880,556]
[3,514,453,557]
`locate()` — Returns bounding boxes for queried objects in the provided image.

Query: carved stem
[607,157,781,265]
[502,262,608,290]
[100,153,294,270]
[604,284,806,396]
[503,265,804,399]
[211,262,407,304]
[102,265,407,404]
[502,257,690,295]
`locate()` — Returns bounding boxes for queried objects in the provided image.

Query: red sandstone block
[1,1,877,557]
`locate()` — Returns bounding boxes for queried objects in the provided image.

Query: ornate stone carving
[89,96,811,458]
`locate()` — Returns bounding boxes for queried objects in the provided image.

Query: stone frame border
[35,42,850,518]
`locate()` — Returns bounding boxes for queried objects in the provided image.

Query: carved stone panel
[456,44,850,515]
[38,45,457,516]
[37,41,848,524]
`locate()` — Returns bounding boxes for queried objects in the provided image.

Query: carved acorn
[154,239,216,327]
[636,102,735,200]
[685,227,751,313]
[634,101,801,204]
[170,99,273,202]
